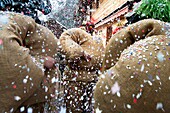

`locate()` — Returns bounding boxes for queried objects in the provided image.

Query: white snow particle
[148,81,152,86]
[14,96,21,101]
[20,106,25,112]
[156,103,163,110]
[23,79,27,84]
[51,77,57,83]
[116,92,121,97]
[157,51,164,62]
[95,107,102,113]
[141,64,145,72]
[27,68,30,72]
[27,107,33,113]
[127,104,132,109]
[156,75,160,80]
[111,81,120,95]
[42,49,45,53]
[10,108,14,112]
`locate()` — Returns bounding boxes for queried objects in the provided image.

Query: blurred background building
[47,0,142,40]
[48,0,141,44]
[89,0,141,43]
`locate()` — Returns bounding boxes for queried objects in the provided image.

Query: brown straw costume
[94,19,170,113]
[59,28,104,113]
[0,12,60,112]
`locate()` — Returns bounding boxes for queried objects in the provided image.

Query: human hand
[44,56,56,69]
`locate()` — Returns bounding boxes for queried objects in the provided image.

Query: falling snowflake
[42,49,45,53]
[27,107,33,113]
[140,64,144,72]
[116,92,121,97]
[20,106,25,112]
[10,108,14,112]
[95,107,102,113]
[59,106,66,113]
[156,75,160,80]
[156,102,165,111]
[136,92,142,99]
[127,104,132,109]
[111,81,120,95]
[157,51,164,62]
[27,68,30,72]
[14,96,21,101]
[148,80,152,86]
[51,77,58,83]
[23,79,28,84]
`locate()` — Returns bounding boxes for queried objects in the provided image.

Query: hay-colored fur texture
[94,19,170,113]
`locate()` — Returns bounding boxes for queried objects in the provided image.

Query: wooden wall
[91,0,128,23]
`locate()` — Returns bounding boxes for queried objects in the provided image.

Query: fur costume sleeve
[102,19,166,72]
[94,19,170,113]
